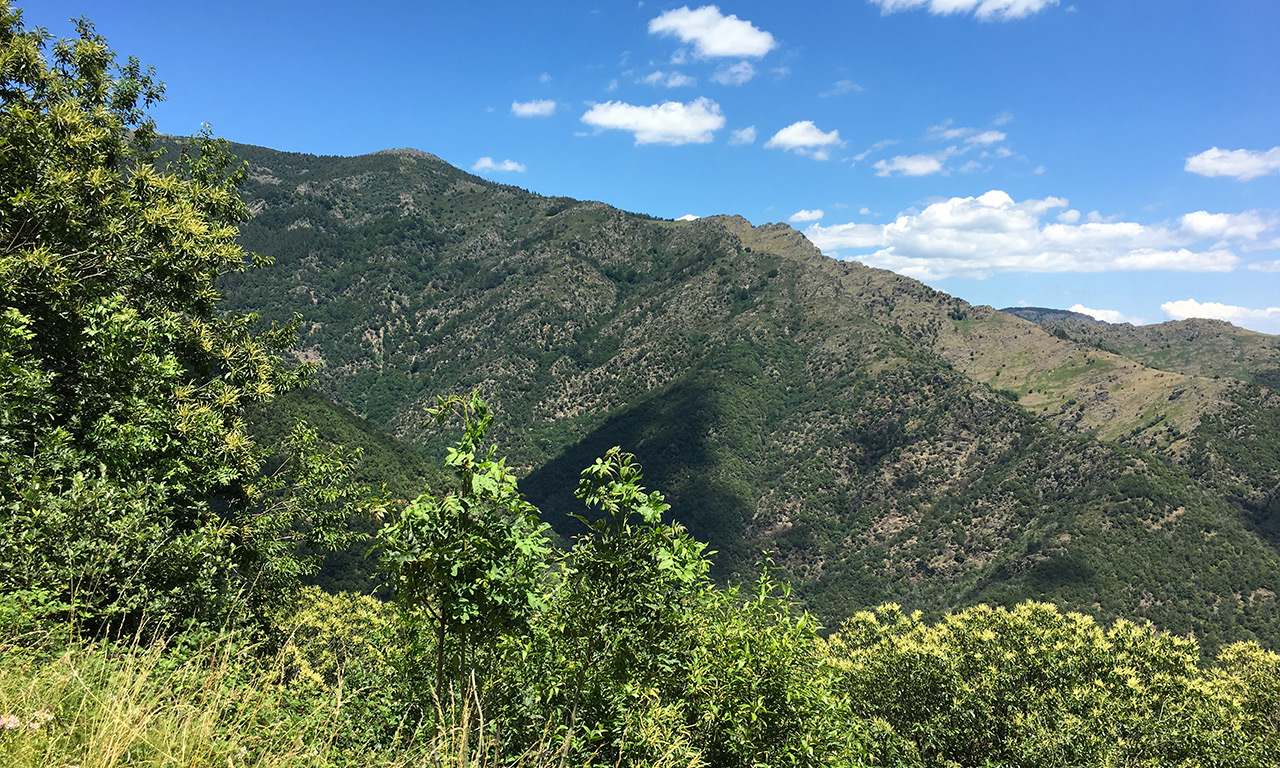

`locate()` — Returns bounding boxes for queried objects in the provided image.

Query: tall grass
[0,628,588,768]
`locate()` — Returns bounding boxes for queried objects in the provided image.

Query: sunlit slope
[219,142,1280,649]
[726,217,1279,519]
[1036,316,1280,388]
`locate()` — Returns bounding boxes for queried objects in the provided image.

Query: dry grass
[0,628,704,768]
[0,630,522,768]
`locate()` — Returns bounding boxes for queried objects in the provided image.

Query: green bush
[827,601,1280,767]
[0,2,381,635]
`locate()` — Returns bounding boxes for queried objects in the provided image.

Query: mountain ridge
[215,139,1280,650]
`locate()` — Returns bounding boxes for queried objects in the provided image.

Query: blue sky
[26,1,1280,332]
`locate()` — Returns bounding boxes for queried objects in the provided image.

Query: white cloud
[641,70,697,87]
[729,125,757,145]
[472,157,526,173]
[581,97,725,145]
[869,0,1060,21]
[764,120,843,160]
[1161,299,1280,329]
[1248,260,1280,273]
[853,138,901,163]
[927,119,971,142]
[511,99,556,117]
[1178,210,1270,241]
[789,209,824,223]
[649,6,777,58]
[1113,248,1238,271]
[677,213,700,221]
[539,72,552,83]
[874,149,956,177]
[1068,304,1145,325]
[966,130,1007,145]
[927,121,1006,146]
[820,79,865,97]
[994,111,1014,125]
[711,61,756,85]
[803,190,1269,280]
[1186,147,1280,181]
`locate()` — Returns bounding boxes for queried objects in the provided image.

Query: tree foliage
[377,393,551,699]
[829,601,1280,767]
[0,2,378,634]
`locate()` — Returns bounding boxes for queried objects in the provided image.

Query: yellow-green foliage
[827,601,1280,767]
[275,586,399,693]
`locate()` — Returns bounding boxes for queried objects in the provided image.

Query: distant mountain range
[1000,306,1107,324]
[218,141,1280,651]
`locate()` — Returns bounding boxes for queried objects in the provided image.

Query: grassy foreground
[0,626,586,768]
[5,594,1280,768]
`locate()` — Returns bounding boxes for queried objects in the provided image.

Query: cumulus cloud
[712,61,756,85]
[764,120,843,160]
[472,157,526,173]
[649,6,777,58]
[1185,147,1280,181]
[729,125,757,145]
[966,130,1007,145]
[677,213,700,221]
[641,70,697,87]
[1248,260,1280,273]
[1068,304,1145,325]
[1178,210,1270,241]
[581,97,725,145]
[789,209,824,223]
[1161,299,1280,329]
[511,99,556,117]
[874,149,956,177]
[803,190,1271,280]
[869,0,1059,21]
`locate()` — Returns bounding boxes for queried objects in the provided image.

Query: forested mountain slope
[1037,316,1280,389]
[218,142,1280,649]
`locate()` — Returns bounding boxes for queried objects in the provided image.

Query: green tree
[0,2,377,634]
[483,447,712,765]
[377,392,551,704]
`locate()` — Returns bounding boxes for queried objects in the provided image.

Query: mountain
[217,141,1280,650]
[1000,306,1106,324]
[1039,317,1280,389]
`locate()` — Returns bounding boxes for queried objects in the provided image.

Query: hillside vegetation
[219,141,1280,651]
[3,5,1280,765]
